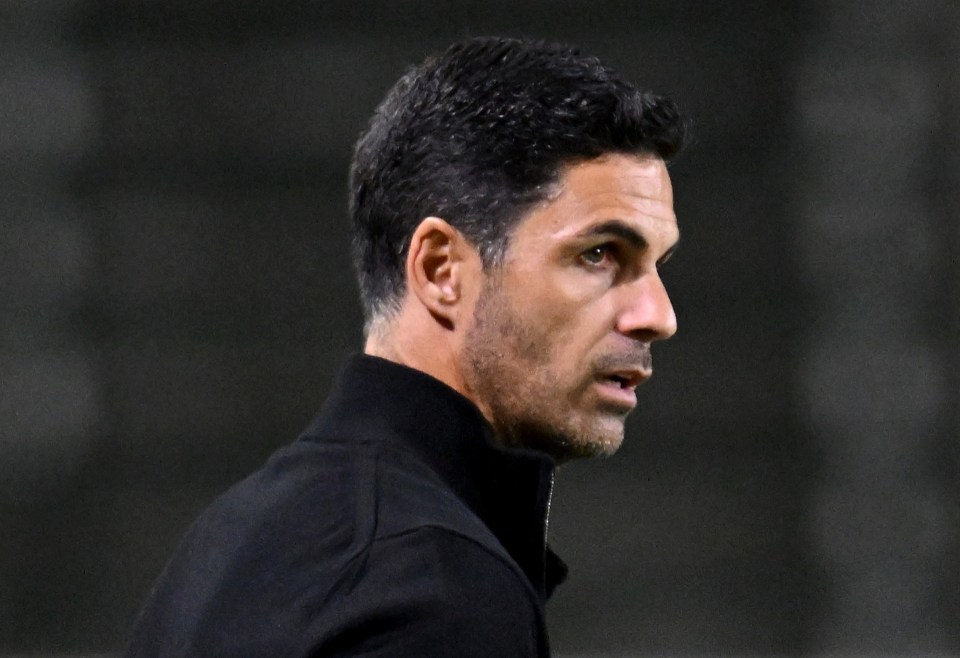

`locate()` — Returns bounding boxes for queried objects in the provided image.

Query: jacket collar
[308,353,567,600]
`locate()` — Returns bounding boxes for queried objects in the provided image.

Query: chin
[575,433,624,459]
[582,413,629,452]
[494,405,628,462]
[536,419,626,463]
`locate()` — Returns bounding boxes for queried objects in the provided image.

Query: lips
[594,368,650,410]
[590,347,654,409]
[601,369,650,390]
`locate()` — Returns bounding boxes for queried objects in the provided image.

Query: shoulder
[129,434,545,657]
[126,438,380,656]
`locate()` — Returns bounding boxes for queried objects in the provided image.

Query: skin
[365,153,679,462]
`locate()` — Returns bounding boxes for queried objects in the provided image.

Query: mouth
[594,369,650,409]
[600,368,650,391]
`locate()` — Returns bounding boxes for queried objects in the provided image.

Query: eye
[656,245,678,270]
[581,244,613,266]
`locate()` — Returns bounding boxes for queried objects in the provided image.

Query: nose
[615,272,677,342]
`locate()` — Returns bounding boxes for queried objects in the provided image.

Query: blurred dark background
[2,1,958,655]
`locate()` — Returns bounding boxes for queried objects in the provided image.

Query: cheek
[524,271,600,322]
[535,304,617,380]
[545,287,617,348]
[506,268,616,357]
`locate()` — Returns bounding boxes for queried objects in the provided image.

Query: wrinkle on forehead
[537,155,677,238]
[536,153,670,200]
[564,153,673,202]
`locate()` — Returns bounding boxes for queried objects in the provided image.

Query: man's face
[461,154,679,461]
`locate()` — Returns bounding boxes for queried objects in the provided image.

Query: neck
[364,310,470,405]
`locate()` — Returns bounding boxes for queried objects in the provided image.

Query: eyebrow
[576,219,680,258]
[577,220,647,249]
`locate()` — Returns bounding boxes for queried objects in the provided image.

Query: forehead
[514,153,678,242]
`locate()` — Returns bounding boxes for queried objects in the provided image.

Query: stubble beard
[461,281,627,462]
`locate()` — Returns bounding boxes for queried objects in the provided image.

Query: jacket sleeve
[303,526,543,657]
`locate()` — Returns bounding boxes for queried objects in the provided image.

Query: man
[126,36,686,657]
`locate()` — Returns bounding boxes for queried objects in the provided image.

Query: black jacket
[126,354,566,657]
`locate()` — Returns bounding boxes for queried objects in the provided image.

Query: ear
[405,217,479,330]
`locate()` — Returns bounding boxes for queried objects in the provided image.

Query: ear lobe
[406,217,474,328]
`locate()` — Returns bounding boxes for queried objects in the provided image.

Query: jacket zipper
[544,471,555,549]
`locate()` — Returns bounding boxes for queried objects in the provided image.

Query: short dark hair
[349,36,688,328]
